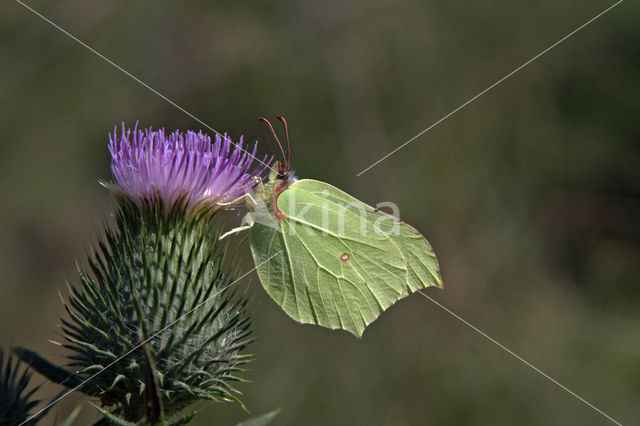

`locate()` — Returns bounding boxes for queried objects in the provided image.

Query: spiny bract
[0,349,51,425]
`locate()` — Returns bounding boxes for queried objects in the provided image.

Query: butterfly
[230,116,442,337]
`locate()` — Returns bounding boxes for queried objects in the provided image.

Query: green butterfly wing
[250,179,442,337]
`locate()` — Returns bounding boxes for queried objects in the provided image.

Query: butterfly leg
[216,192,259,209]
[219,224,253,240]
[218,189,278,240]
[218,211,257,240]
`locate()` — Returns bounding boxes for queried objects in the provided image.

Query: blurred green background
[1,0,638,424]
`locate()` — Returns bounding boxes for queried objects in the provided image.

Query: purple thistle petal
[105,124,271,212]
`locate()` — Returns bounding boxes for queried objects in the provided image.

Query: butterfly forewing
[286,180,441,292]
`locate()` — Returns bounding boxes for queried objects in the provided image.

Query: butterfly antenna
[258,117,287,167]
[276,115,291,169]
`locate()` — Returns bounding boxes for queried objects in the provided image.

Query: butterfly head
[256,116,297,212]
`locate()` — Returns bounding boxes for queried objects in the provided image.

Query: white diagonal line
[414,290,623,425]
[354,249,623,425]
[14,0,273,171]
[356,0,624,176]
[20,250,282,425]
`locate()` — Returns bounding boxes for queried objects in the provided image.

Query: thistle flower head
[106,124,271,212]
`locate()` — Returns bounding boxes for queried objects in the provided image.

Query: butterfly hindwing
[279,218,403,335]
[361,207,441,292]
[249,221,294,314]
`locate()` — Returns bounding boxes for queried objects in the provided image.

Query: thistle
[0,349,52,425]
[16,126,270,425]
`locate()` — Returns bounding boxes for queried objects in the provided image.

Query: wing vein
[290,224,359,331]
[280,223,302,319]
